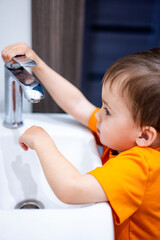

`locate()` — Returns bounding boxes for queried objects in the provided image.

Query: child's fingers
[19,132,29,151]
[19,142,28,151]
[1,43,28,62]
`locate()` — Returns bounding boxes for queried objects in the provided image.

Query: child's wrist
[34,131,54,151]
[32,57,46,74]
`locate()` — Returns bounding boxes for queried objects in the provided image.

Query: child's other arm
[19,126,108,204]
[2,43,96,127]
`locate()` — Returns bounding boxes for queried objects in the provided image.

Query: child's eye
[104,107,111,116]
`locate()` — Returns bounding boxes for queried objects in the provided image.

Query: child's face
[96,82,140,152]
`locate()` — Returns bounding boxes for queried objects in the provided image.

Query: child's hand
[19,126,49,151]
[1,42,41,66]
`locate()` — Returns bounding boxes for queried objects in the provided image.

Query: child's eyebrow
[102,98,112,110]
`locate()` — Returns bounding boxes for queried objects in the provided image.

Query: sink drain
[15,199,44,209]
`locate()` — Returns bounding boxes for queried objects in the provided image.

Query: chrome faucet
[3,56,45,128]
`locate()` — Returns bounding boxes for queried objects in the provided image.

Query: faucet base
[3,120,23,129]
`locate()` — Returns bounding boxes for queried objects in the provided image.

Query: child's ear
[136,126,157,147]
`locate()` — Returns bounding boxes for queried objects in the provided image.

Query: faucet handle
[12,55,36,67]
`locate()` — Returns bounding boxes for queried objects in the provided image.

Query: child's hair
[102,47,160,132]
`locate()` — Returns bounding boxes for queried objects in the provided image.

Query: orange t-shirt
[88,108,160,240]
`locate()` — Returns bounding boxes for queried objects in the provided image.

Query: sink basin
[0,113,114,240]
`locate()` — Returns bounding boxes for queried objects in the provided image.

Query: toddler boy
[2,44,160,240]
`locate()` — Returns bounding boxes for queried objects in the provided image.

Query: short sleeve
[88,147,150,224]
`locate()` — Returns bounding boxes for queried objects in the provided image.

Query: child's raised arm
[1,43,96,127]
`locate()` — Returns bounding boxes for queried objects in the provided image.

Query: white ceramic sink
[0,113,114,240]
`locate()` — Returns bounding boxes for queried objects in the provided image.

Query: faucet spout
[3,57,45,128]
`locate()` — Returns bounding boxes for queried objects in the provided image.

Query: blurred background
[0,0,160,113]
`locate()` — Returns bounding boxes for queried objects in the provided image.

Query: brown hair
[102,48,160,132]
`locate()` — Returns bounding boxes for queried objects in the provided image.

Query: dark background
[81,0,160,108]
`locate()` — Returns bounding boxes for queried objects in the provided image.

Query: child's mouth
[97,129,100,135]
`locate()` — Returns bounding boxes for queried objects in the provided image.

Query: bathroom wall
[32,0,85,113]
[0,0,32,113]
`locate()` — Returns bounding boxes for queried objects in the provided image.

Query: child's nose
[95,109,101,122]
